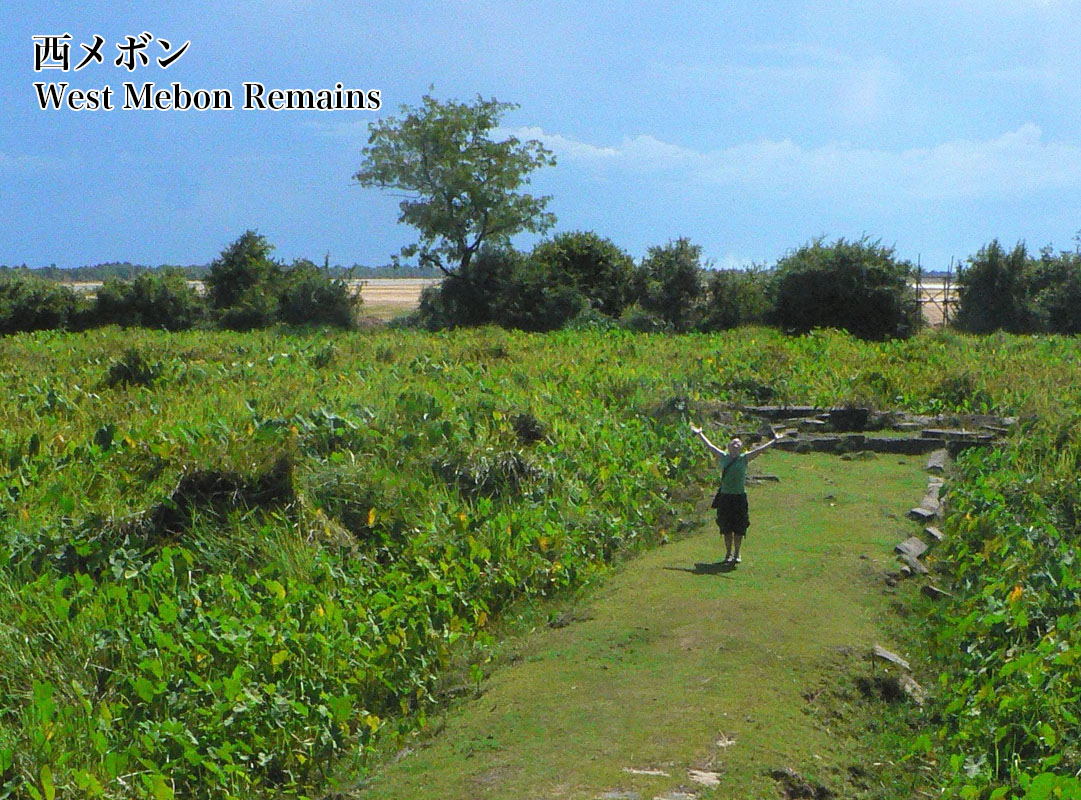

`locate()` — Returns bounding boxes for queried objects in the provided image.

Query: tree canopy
[354,94,556,275]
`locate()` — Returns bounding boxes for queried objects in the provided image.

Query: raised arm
[689,424,726,459]
[744,429,786,462]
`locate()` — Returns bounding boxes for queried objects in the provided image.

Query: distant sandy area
[59,277,955,325]
[61,277,441,310]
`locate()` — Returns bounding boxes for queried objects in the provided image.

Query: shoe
[734,555,742,563]
[722,555,734,564]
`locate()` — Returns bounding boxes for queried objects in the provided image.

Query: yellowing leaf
[271,649,289,667]
[266,579,286,600]
[1008,584,1023,604]
[367,507,376,526]
[151,774,175,800]
[40,765,55,800]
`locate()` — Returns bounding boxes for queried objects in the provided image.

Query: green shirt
[719,453,748,494]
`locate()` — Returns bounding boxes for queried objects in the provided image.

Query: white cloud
[508,123,1081,202]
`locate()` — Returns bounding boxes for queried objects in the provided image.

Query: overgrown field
[1,326,1079,799]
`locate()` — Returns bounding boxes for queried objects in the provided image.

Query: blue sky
[4,1,1081,270]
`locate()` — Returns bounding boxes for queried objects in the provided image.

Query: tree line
[0,262,440,282]
[0,231,362,335]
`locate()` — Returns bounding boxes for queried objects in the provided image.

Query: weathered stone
[797,417,827,429]
[597,792,641,800]
[926,449,949,473]
[919,495,941,515]
[827,406,871,431]
[947,438,996,457]
[746,474,780,483]
[622,768,670,777]
[743,405,820,420]
[775,437,844,454]
[861,436,941,455]
[899,674,926,705]
[924,526,945,542]
[896,536,928,559]
[921,584,952,600]
[898,552,929,575]
[688,770,721,788]
[922,428,988,439]
[872,645,911,671]
[768,767,835,799]
[907,506,936,522]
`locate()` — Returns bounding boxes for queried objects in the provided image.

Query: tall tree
[354,94,556,275]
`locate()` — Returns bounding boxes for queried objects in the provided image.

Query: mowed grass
[356,451,934,799]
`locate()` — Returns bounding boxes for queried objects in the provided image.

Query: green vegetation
[354,94,557,275]
[1,325,1080,799]
[207,231,361,330]
[700,266,771,332]
[94,270,205,332]
[769,237,921,341]
[410,235,921,339]
[633,237,706,332]
[954,241,1038,334]
[955,240,1081,335]
[0,272,88,335]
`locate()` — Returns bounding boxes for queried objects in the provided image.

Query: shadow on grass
[663,561,737,576]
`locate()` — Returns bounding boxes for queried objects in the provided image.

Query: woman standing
[690,424,784,565]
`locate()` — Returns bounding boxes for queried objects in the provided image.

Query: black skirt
[715,492,750,535]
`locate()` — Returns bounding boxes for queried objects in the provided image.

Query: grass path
[355,451,933,799]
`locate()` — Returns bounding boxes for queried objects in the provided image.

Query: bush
[0,272,85,335]
[219,287,278,331]
[277,261,360,328]
[528,231,636,318]
[106,347,162,387]
[205,230,282,311]
[94,269,205,331]
[954,241,1039,334]
[618,303,670,332]
[490,258,587,331]
[770,237,920,340]
[699,267,771,331]
[414,247,519,329]
[564,306,618,332]
[1030,249,1081,335]
[634,238,705,332]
